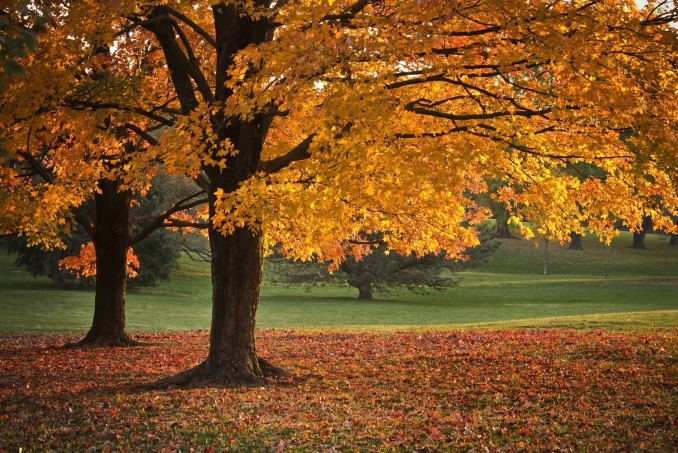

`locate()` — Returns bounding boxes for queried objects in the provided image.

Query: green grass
[1,230,677,332]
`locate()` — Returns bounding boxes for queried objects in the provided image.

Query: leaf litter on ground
[0,329,676,452]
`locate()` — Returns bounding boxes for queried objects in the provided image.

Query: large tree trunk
[347,277,373,299]
[631,231,647,249]
[357,284,373,299]
[669,234,678,246]
[630,216,653,250]
[568,232,584,250]
[65,178,141,348]
[152,226,286,387]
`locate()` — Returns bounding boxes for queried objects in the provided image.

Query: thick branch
[115,16,166,38]
[405,102,552,121]
[347,239,386,245]
[274,0,375,29]
[259,134,315,174]
[165,7,217,48]
[445,25,502,37]
[194,174,211,192]
[143,7,212,111]
[65,100,175,127]
[17,150,54,184]
[124,123,158,146]
[161,221,210,229]
[148,10,216,105]
[170,19,202,71]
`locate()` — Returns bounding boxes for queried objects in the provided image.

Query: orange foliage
[59,243,140,279]
[2,0,678,261]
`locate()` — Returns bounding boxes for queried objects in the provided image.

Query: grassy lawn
[0,231,677,332]
[1,233,677,452]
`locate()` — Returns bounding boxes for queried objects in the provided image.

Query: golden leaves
[4,0,678,262]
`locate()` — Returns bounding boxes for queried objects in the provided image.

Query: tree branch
[124,123,158,146]
[162,221,209,229]
[347,239,386,245]
[129,192,207,245]
[194,174,211,192]
[143,7,213,110]
[259,133,316,174]
[65,100,176,127]
[17,150,54,184]
[165,7,217,48]
[115,16,165,38]
[405,101,552,121]
[148,11,215,105]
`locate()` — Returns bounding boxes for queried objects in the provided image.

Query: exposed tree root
[257,357,290,379]
[62,333,151,349]
[142,357,290,390]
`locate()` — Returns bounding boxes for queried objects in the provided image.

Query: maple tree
[0,84,206,347]
[3,222,181,288]
[1,0,678,384]
[0,150,206,347]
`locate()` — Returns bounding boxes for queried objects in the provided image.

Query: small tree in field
[266,225,499,299]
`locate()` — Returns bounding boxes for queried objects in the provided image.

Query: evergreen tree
[266,224,499,299]
[2,224,93,285]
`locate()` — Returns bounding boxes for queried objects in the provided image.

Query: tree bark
[348,270,372,300]
[568,232,584,250]
[347,277,373,299]
[357,284,373,299]
[630,216,652,250]
[65,178,141,348]
[150,170,289,387]
[151,226,286,387]
[669,234,678,246]
[631,231,647,249]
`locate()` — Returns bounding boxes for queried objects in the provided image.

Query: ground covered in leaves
[0,329,676,452]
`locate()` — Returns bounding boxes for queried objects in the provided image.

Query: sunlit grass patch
[1,231,677,333]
